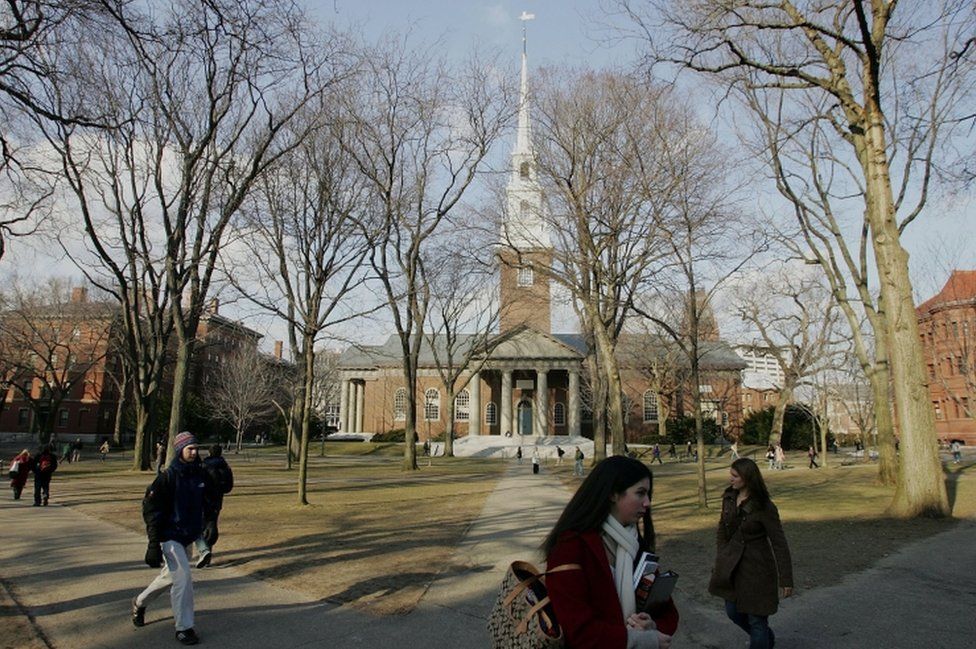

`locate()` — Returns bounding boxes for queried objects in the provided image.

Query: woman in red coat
[9,449,31,500]
[543,456,675,649]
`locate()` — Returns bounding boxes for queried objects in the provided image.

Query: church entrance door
[517,400,533,436]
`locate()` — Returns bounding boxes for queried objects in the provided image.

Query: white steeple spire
[503,11,549,250]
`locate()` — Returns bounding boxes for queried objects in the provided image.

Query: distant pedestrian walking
[950,440,962,464]
[132,431,214,646]
[71,438,83,463]
[532,448,540,474]
[686,440,693,460]
[774,445,786,471]
[766,446,775,470]
[651,444,663,464]
[807,446,819,469]
[8,449,31,500]
[516,446,523,464]
[573,446,585,476]
[32,445,58,506]
[709,458,793,649]
[100,440,110,462]
[730,441,740,460]
[668,443,677,460]
[194,445,233,569]
[556,446,565,465]
[154,441,166,474]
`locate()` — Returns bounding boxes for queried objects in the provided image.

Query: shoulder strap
[502,562,581,612]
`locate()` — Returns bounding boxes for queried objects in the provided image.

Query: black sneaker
[195,551,212,569]
[175,628,199,645]
[131,598,146,627]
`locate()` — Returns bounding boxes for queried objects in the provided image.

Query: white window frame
[553,402,566,426]
[517,265,534,287]
[454,389,470,421]
[485,401,498,426]
[425,388,441,421]
[643,390,659,423]
[393,388,407,421]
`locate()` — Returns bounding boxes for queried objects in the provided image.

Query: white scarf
[601,515,640,618]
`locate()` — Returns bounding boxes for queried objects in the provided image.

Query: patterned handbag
[487,560,580,649]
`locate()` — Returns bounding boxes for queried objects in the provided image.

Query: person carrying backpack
[194,445,233,568]
[574,446,585,476]
[32,445,58,506]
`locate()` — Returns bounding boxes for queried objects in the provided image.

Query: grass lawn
[48,444,505,615]
[32,443,976,617]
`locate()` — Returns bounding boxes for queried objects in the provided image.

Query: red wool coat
[546,529,678,649]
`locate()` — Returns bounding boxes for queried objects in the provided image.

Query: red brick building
[917,270,976,444]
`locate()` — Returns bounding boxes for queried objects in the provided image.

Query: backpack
[208,460,233,495]
[487,561,580,649]
[38,455,54,473]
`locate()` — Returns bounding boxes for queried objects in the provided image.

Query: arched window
[393,388,407,421]
[485,401,498,426]
[519,161,530,178]
[643,390,658,423]
[517,265,534,287]
[553,402,566,426]
[455,389,470,421]
[424,388,440,421]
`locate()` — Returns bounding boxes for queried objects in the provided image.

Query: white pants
[136,541,194,631]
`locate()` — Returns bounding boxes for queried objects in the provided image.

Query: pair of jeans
[136,541,195,631]
[725,600,774,649]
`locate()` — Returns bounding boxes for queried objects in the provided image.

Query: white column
[339,378,350,432]
[469,371,481,436]
[568,369,581,438]
[535,368,548,436]
[501,370,513,437]
[347,380,358,432]
[355,381,365,433]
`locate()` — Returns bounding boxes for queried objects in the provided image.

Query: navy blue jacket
[142,459,214,546]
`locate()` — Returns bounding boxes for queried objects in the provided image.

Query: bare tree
[615,0,975,516]
[734,263,842,448]
[423,241,503,457]
[340,38,515,471]
[0,278,115,442]
[231,102,370,504]
[37,0,352,469]
[205,348,278,452]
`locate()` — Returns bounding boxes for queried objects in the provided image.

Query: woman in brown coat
[708,458,793,649]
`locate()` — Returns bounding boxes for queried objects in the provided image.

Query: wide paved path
[2,462,975,648]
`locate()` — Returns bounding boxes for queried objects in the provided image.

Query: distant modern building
[336,41,746,443]
[916,270,976,444]
[734,344,784,417]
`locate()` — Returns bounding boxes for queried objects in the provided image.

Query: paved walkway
[2,462,975,648]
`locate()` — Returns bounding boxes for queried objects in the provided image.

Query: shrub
[742,405,820,450]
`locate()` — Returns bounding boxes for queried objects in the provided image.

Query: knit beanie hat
[173,431,198,455]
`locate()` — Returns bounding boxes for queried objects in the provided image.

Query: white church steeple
[503,11,549,250]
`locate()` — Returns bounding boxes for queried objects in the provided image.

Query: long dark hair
[731,457,771,508]
[542,456,656,556]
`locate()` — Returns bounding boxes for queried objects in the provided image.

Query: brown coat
[708,487,793,616]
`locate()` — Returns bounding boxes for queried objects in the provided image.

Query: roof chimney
[71,287,88,303]
[274,340,283,360]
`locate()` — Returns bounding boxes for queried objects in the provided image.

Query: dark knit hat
[173,431,198,455]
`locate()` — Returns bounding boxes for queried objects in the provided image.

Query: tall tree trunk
[403,360,418,471]
[768,384,794,448]
[867,359,898,484]
[656,395,668,439]
[593,324,626,456]
[130,404,152,471]
[444,386,455,458]
[297,334,317,504]
[861,115,948,517]
[689,340,708,510]
[165,338,193,464]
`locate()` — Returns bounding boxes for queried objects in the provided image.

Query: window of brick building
[393,388,406,421]
[424,388,440,421]
[18,408,28,427]
[517,265,534,287]
[58,409,69,427]
[554,402,566,426]
[934,401,943,419]
[454,389,470,421]
[485,402,498,426]
[643,390,658,422]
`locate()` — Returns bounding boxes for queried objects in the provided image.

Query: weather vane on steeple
[520,10,535,56]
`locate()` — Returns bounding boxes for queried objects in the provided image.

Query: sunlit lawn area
[40,443,975,616]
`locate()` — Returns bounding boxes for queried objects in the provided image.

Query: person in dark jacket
[193,445,233,568]
[543,456,676,649]
[708,458,793,649]
[32,445,58,506]
[131,432,214,646]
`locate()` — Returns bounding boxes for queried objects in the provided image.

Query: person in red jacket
[8,449,31,500]
[543,456,675,649]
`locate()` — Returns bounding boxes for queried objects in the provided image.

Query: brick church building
[336,43,745,443]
